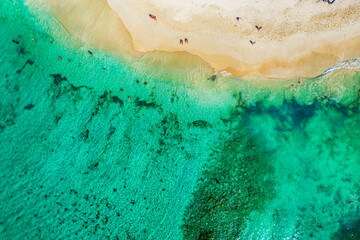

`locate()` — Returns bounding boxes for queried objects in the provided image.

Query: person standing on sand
[149,14,157,21]
[184,38,188,43]
[180,39,183,45]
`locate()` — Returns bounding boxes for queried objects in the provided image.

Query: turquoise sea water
[1,1,360,239]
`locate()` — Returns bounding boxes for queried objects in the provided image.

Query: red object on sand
[149,14,157,21]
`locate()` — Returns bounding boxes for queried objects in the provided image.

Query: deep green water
[1,1,360,239]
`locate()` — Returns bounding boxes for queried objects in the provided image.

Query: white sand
[32,0,360,79]
[107,0,360,79]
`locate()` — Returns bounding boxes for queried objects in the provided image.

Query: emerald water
[1,1,360,239]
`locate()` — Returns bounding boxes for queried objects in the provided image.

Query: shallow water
[1,1,360,239]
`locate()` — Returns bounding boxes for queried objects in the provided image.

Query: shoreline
[107,0,360,79]
[31,0,360,80]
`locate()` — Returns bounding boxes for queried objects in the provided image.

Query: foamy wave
[321,57,360,76]
[214,71,232,77]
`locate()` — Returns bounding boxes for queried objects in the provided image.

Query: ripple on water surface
[1,1,360,239]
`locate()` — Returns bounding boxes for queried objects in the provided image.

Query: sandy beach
[33,0,360,79]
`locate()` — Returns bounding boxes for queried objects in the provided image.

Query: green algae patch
[332,216,360,240]
[182,123,275,239]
